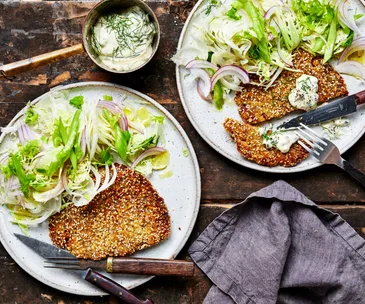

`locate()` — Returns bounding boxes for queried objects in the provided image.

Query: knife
[278,89,365,129]
[14,233,153,304]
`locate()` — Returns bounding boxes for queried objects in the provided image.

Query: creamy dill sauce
[92,6,156,71]
[321,117,350,139]
[288,75,319,111]
[260,128,299,153]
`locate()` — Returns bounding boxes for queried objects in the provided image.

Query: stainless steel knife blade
[14,233,74,258]
[14,234,153,303]
[278,95,358,129]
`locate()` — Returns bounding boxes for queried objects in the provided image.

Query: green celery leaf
[24,108,38,126]
[213,81,224,110]
[115,126,131,163]
[69,96,84,109]
[10,154,31,198]
[227,7,241,20]
[99,147,113,165]
[103,95,113,101]
[47,110,81,176]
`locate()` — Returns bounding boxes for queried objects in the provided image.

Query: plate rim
[175,0,365,173]
[0,81,201,296]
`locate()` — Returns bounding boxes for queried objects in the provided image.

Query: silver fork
[295,123,365,187]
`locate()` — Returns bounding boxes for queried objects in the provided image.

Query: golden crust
[223,118,309,167]
[49,164,170,260]
[235,49,348,124]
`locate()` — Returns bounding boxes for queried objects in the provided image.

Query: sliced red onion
[335,61,365,79]
[97,101,128,131]
[131,147,166,168]
[23,124,38,141]
[17,124,39,145]
[17,125,26,145]
[339,37,365,63]
[211,65,249,89]
[186,59,218,70]
[277,36,293,67]
[337,0,361,35]
[190,68,212,100]
[197,79,213,101]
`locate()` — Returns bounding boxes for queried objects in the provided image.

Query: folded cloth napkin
[189,180,365,304]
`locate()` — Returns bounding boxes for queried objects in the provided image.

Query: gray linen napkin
[189,181,365,304]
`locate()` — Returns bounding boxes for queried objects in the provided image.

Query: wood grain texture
[109,257,199,276]
[1,204,365,303]
[0,1,364,203]
[85,269,154,304]
[0,44,84,79]
[0,1,365,303]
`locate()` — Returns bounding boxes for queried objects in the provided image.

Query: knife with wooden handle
[84,269,153,304]
[48,256,200,276]
[14,234,172,303]
[279,89,365,129]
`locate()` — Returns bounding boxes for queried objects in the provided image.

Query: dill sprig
[93,6,155,59]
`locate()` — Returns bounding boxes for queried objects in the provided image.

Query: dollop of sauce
[260,127,299,153]
[288,74,319,111]
[321,117,350,139]
[91,6,156,71]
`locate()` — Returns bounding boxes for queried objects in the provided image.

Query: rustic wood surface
[0,1,365,303]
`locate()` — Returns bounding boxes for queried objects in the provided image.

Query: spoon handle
[0,43,84,80]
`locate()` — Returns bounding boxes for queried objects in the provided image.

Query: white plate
[176,0,365,173]
[0,82,201,295]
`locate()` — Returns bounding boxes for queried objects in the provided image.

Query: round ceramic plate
[0,82,201,296]
[176,0,365,173]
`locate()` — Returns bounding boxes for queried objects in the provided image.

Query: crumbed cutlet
[223,118,309,167]
[236,49,348,124]
[49,164,170,260]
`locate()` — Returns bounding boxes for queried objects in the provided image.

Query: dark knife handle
[341,159,365,187]
[354,90,365,105]
[107,257,199,276]
[85,269,153,304]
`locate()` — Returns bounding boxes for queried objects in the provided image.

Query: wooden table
[0,1,365,303]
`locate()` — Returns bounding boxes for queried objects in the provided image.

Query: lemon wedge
[151,150,170,170]
[136,107,152,126]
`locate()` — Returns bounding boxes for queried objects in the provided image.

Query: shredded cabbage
[0,91,169,229]
[172,0,356,104]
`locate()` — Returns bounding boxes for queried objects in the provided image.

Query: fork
[295,123,365,187]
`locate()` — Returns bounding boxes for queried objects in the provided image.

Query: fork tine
[44,257,79,260]
[299,123,328,145]
[44,265,85,270]
[44,259,80,265]
[296,129,324,151]
[298,140,317,156]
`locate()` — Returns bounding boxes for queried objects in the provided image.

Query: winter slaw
[172,0,365,109]
[0,90,169,230]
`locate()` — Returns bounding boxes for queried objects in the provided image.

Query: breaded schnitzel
[49,164,170,260]
[236,49,348,124]
[223,118,309,167]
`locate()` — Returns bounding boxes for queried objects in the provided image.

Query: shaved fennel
[0,91,168,229]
